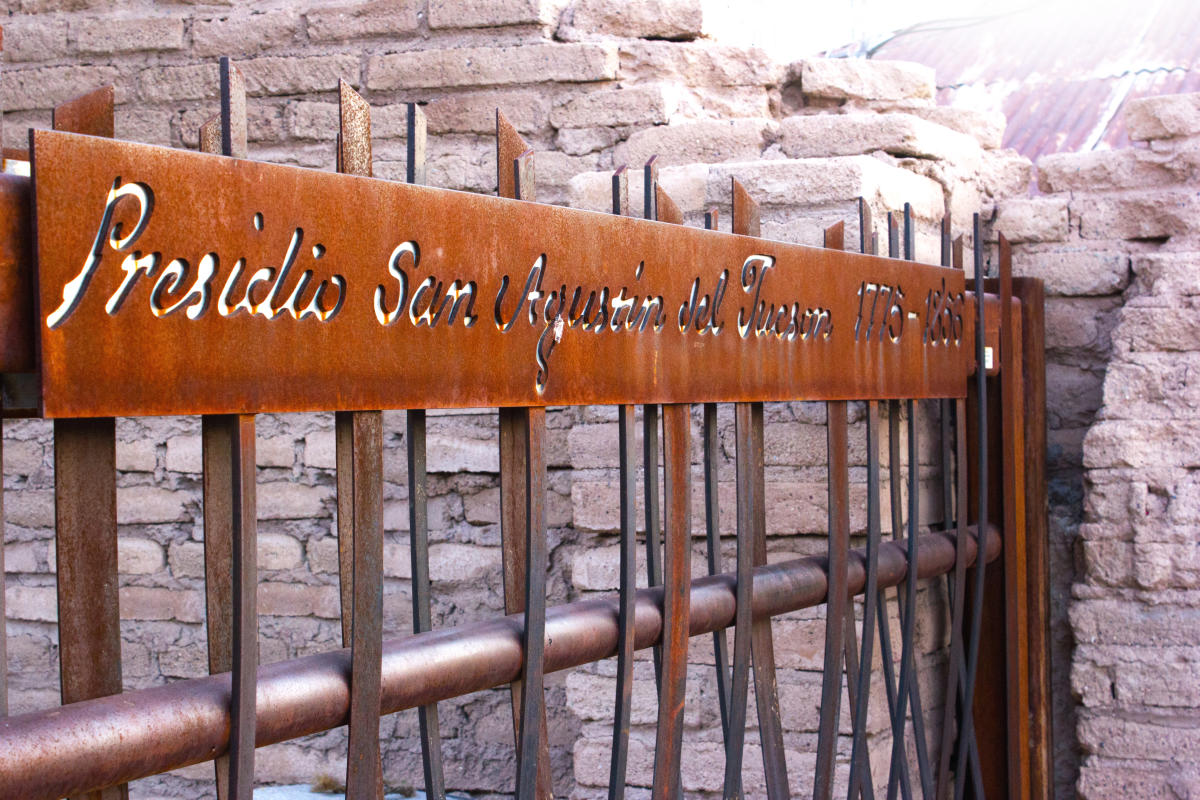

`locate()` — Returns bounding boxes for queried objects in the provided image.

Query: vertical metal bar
[228,414,257,800]
[702,208,734,753]
[878,213,913,800]
[516,408,548,800]
[724,402,754,800]
[0,431,5,721]
[608,403,638,800]
[334,79,385,800]
[814,219,849,800]
[847,198,878,800]
[900,206,935,798]
[643,155,665,696]
[55,418,125,800]
[399,102,445,800]
[848,401,881,800]
[608,165,636,800]
[730,178,788,800]
[496,109,552,800]
[52,87,125,800]
[651,404,691,800]
[954,215,989,800]
[815,398,849,800]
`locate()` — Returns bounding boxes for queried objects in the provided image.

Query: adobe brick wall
[0,1,1149,798]
[989,93,1200,798]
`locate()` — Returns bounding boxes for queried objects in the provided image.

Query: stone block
[613,118,771,168]
[568,163,709,214]
[4,65,123,111]
[1131,252,1200,298]
[978,150,1034,198]
[428,542,498,582]
[258,533,304,570]
[137,63,219,103]
[6,489,54,528]
[117,486,189,524]
[705,156,945,222]
[4,542,39,574]
[166,434,203,474]
[797,58,934,104]
[368,43,618,91]
[426,433,499,473]
[4,439,45,476]
[76,16,185,54]
[428,0,556,29]
[258,582,340,618]
[779,113,982,164]
[306,0,422,41]
[425,88,551,134]
[304,429,337,469]
[307,536,339,574]
[1037,148,1183,192]
[257,435,296,468]
[257,481,330,520]
[463,486,500,525]
[532,150,602,203]
[169,540,205,578]
[551,83,673,129]
[1011,246,1128,296]
[241,55,360,97]
[2,18,69,63]
[992,196,1069,243]
[1075,189,1200,240]
[118,537,164,574]
[557,0,702,42]
[116,438,157,473]
[192,10,300,57]
[908,106,1007,149]
[570,544,649,590]
[618,41,781,87]
[120,586,204,622]
[1126,92,1200,141]
[5,585,57,622]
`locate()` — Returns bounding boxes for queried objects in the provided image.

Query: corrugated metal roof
[870,0,1200,161]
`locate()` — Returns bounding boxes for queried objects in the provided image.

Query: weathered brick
[3,65,122,111]
[428,543,498,582]
[166,434,203,473]
[137,63,219,103]
[120,587,204,622]
[4,439,45,476]
[258,582,340,618]
[257,481,330,520]
[1012,246,1128,296]
[307,536,339,574]
[257,435,296,468]
[169,540,205,578]
[426,433,499,473]
[613,117,771,167]
[116,438,158,473]
[463,486,500,525]
[76,16,185,54]
[797,58,934,104]
[424,88,550,134]
[558,0,702,42]
[258,533,304,570]
[552,84,672,129]
[4,542,40,573]
[1038,147,1184,193]
[241,55,360,97]
[428,0,555,29]
[909,105,1006,149]
[118,486,189,524]
[306,0,421,42]
[303,428,337,469]
[368,43,618,91]
[780,113,981,164]
[1075,189,1200,240]
[1126,92,1200,141]
[118,537,164,574]
[192,10,300,57]
[2,18,69,62]
[5,585,57,622]
[706,156,945,222]
[567,162,708,214]
[619,41,780,87]
[992,196,1070,243]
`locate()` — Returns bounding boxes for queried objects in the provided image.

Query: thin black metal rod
[847,402,880,800]
[724,403,755,799]
[516,409,547,800]
[705,403,734,743]
[609,404,638,800]
[954,215,989,800]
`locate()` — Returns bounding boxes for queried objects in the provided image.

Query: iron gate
[0,57,1051,800]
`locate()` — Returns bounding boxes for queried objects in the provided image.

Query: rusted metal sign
[31,130,969,417]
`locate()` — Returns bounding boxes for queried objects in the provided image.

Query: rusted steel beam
[0,174,33,374]
[0,527,1002,800]
[50,86,126,800]
[334,79,385,800]
[29,130,973,419]
[495,109,552,800]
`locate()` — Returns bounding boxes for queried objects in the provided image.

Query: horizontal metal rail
[0,526,999,800]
